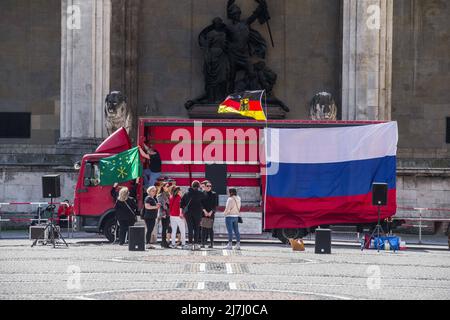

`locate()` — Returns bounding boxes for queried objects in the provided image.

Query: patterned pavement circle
[75,288,350,300]
[108,254,316,265]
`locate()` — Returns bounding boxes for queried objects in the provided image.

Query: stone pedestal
[58,0,111,155]
[342,0,393,121]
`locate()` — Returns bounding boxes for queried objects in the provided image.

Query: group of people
[113,179,243,251]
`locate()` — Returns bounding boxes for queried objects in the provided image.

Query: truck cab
[73,127,143,241]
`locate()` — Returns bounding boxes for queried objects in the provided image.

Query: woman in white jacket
[223,188,241,250]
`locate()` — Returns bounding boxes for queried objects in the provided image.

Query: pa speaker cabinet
[372,183,388,206]
[42,175,61,198]
[128,226,145,251]
[30,226,48,240]
[315,228,331,254]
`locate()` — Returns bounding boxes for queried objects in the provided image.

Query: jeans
[186,214,202,244]
[225,217,240,243]
[144,217,156,244]
[143,169,161,188]
[170,216,186,246]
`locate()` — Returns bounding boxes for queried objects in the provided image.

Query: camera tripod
[31,198,68,248]
[362,205,385,252]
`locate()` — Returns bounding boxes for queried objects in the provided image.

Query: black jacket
[201,191,218,218]
[143,196,158,220]
[114,199,137,222]
[181,188,205,217]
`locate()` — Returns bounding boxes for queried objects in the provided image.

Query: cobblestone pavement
[0,239,448,300]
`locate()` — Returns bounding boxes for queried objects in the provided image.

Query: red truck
[73,118,391,242]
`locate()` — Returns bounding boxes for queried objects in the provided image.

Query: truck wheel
[103,217,117,243]
[276,228,306,244]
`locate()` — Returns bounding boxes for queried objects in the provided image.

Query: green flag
[99,147,142,186]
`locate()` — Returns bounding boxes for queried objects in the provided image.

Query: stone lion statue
[309,92,337,121]
[105,91,132,135]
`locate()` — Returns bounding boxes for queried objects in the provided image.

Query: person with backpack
[144,186,160,249]
[114,187,138,245]
[181,180,205,251]
[223,188,242,250]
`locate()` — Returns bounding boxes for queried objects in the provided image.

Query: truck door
[77,161,114,218]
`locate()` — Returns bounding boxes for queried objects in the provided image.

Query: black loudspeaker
[42,175,61,198]
[372,183,388,206]
[29,226,48,240]
[205,164,227,195]
[128,226,145,251]
[315,228,331,254]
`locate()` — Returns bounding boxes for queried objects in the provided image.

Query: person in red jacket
[169,187,186,248]
[57,200,73,227]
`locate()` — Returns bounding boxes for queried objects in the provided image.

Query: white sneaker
[235,243,241,250]
[225,242,232,250]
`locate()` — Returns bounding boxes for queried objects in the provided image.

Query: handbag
[232,197,243,223]
[200,217,214,229]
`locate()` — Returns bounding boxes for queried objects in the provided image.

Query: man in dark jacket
[201,180,218,248]
[181,180,205,250]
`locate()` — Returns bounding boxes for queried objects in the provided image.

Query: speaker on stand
[362,183,388,252]
[42,174,61,199]
[32,175,68,248]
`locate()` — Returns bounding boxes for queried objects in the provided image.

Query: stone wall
[0,0,61,145]
[0,166,78,213]
[392,0,450,164]
[136,0,341,119]
[397,169,450,218]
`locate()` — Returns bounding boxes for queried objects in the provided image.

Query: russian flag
[263,122,398,229]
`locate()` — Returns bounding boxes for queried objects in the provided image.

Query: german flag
[218,90,267,121]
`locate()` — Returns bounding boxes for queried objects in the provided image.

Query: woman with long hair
[223,188,241,250]
[169,186,186,248]
[114,187,137,245]
[156,182,171,248]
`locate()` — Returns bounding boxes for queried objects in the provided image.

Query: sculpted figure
[105,91,132,135]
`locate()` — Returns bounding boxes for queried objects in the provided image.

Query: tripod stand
[362,204,385,252]
[32,198,68,248]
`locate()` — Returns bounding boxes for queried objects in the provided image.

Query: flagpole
[263,90,268,231]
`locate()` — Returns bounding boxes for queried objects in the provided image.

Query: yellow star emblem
[117,166,127,179]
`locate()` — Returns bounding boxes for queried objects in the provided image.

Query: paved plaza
[0,239,448,300]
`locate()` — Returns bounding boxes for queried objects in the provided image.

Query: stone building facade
[0,0,449,227]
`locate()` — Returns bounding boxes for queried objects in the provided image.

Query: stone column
[341,0,393,120]
[59,0,111,155]
[110,0,140,143]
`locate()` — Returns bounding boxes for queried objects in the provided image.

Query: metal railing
[0,202,74,239]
